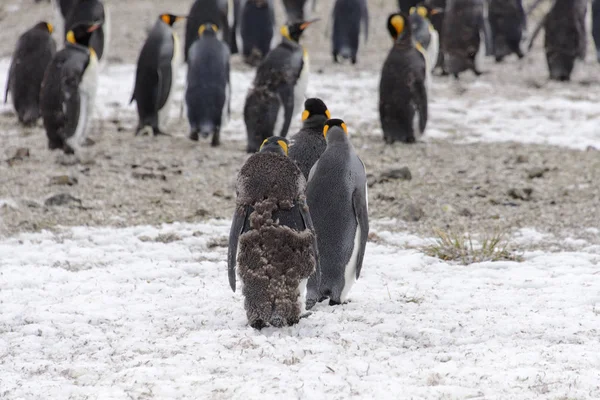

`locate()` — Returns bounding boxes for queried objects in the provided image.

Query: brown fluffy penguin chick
[228,136,319,329]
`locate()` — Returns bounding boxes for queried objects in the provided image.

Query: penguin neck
[282,36,302,49]
[326,131,349,145]
[395,32,413,49]
[303,115,327,130]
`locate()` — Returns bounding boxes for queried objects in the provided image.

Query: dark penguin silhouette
[238,0,276,66]
[131,14,184,136]
[288,98,330,179]
[488,0,526,62]
[186,23,231,146]
[594,0,600,63]
[64,0,109,62]
[282,0,317,22]
[398,0,419,11]
[40,22,101,154]
[529,0,587,81]
[332,0,368,64]
[185,0,233,60]
[228,136,319,328]
[5,22,56,126]
[306,119,368,306]
[443,0,488,78]
[244,20,318,153]
[380,12,427,144]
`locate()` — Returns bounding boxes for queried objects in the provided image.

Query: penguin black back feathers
[380,12,428,144]
[488,0,525,62]
[228,136,319,328]
[332,0,368,64]
[131,14,184,136]
[186,23,231,146]
[5,22,56,126]
[306,119,368,306]
[185,0,232,60]
[239,0,276,66]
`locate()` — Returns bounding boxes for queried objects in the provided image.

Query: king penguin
[228,136,320,329]
[238,0,276,66]
[380,12,428,144]
[488,0,526,62]
[288,98,330,180]
[5,22,56,126]
[40,21,101,155]
[185,0,233,60]
[306,119,369,306]
[186,23,231,146]
[63,0,110,67]
[331,0,369,64]
[243,19,318,153]
[409,5,440,74]
[131,14,185,136]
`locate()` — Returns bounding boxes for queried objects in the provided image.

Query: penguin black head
[160,14,185,26]
[198,23,218,37]
[323,119,348,139]
[66,21,102,48]
[409,4,442,20]
[35,21,54,34]
[280,19,319,43]
[387,12,410,41]
[259,136,289,156]
[302,98,330,122]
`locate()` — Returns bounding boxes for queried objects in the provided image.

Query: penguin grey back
[332,0,368,64]
[488,0,525,62]
[185,0,231,60]
[443,0,485,76]
[65,0,106,59]
[5,22,56,126]
[186,26,230,146]
[239,0,275,66]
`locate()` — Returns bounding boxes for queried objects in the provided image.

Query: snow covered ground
[1,221,599,399]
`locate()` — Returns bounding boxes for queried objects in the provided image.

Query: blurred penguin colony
[3,0,596,329]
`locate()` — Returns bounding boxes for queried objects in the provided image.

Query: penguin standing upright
[593,0,600,63]
[228,136,319,329]
[306,119,368,306]
[380,12,428,144]
[282,0,315,22]
[409,5,440,74]
[488,0,526,62]
[425,0,446,72]
[40,22,101,154]
[528,0,587,81]
[186,23,231,146]
[185,0,233,60]
[443,0,487,78]
[288,98,330,180]
[131,14,184,136]
[331,0,368,64]
[243,20,318,153]
[238,0,276,66]
[5,22,56,126]
[64,0,110,65]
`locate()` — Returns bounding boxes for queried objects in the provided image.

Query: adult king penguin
[380,12,428,144]
[228,136,320,328]
[306,119,368,306]
[488,0,526,62]
[288,98,330,180]
[40,21,101,154]
[185,0,233,60]
[63,0,110,66]
[131,14,185,136]
[331,0,369,64]
[238,0,276,66]
[243,19,318,153]
[409,5,440,74]
[5,22,56,126]
[186,23,231,146]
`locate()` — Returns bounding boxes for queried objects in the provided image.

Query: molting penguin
[288,98,330,180]
[593,0,600,63]
[64,0,110,65]
[40,22,101,154]
[282,0,316,22]
[380,12,428,144]
[228,136,319,329]
[443,0,488,78]
[528,0,587,81]
[5,22,56,126]
[131,14,184,136]
[186,23,231,146]
[409,4,440,74]
[306,119,368,306]
[243,19,318,153]
[488,0,525,62]
[331,0,368,64]
[238,0,276,66]
[185,0,233,60]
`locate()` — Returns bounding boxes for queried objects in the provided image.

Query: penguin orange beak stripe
[87,23,102,33]
[175,16,187,22]
[300,18,320,30]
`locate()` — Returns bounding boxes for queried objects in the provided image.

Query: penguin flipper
[413,78,428,135]
[352,180,369,280]
[228,205,250,292]
[4,60,12,103]
[360,0,369,43]
[156,64,173,111]
[278,86,295,138]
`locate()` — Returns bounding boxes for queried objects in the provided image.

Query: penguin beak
[87,23,102,33]
[175,16,187,22]
[300,18,320,30]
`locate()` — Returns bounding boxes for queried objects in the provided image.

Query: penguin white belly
[428,28,439,73]
[297,278,308,315]
[222,82,231,125]
[98,4,111,71]
[52,0,65,49]
[273,102,285,136]
[159,31,181,132]
[476,29,485,70]
[68,51,98,151]
[340,221,361,303]
[293,50,309,118]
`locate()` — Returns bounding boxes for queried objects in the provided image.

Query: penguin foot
[269,315,285,328]
[189,131,199,141]
[153,128,170,137]
[82,138,96,147]
[305,298,317,310]
[299,311,312,320]
[250,319,266,330]
[328,299,341,306]
[211,136,220,147]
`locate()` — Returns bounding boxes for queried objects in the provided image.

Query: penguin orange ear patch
[161,14,170,25]
[323,124,330,138]
[325,110,331,119]
[280,25,290,40]
[417,6,428,18]
[302,110,310,121]
[391,15,405,35]
[341,123,348,134]
[66,30,75,44]
[277,140,289,156]
[47,23,54,34]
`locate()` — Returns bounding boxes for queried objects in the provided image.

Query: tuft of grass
[423,228,522,265]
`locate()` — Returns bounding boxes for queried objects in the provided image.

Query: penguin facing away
[186,23,231,146]
[228,136,319,329]
[5,22,56,126]
[64,0,110,65]
[243,19,318,153]
[380,12,428,144]
[238,0,276,66]
[40,22,101,155]
[488,0,526,62]
[185,0,233,60]
[288,97,330,180]
[306,119,368,306]
[332,0,369,64]
[131,14,184,136]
